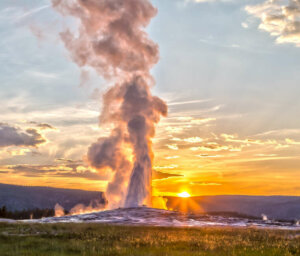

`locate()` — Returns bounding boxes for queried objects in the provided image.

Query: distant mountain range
[0,183,105,211]
[166,195,300,221]
[0,183,299,220]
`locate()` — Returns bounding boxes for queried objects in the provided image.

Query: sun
[178,192,191,198]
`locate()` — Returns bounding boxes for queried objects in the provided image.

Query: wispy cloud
[198,38,272,54]
[190,182,222,186]
[168,99,211,106]
[255,129,300,137]
[14,5,50,23]
[27,70,59,80]
[154,164,179,170]
[167,144,179,150]
[16,4,51,21]
[3,163,108,181]
[286,138,300,145]
[0,4,50,23]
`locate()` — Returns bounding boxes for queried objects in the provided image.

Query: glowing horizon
[178,192,191,198]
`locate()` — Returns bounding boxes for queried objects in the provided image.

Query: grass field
[0,223,300,256]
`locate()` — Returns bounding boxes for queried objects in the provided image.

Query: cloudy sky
[1,0,300,196]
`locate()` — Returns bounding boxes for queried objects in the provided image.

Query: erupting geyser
[52,0,167,209]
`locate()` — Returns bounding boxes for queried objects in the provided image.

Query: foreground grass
[0,223,300,256]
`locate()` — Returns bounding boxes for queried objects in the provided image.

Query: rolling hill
[0,183,105,211]
[166,195,300,220]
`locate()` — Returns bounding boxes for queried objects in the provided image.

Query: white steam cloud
[52,0,167,209]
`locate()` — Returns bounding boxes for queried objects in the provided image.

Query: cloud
[153,170,183,180]
[246,0,300,47]
[183,137,203,143]
[55,158,82,163]
[29,121,56,130]
[37,123,56,130]
[168,99,210,106]
[255,129,300,137]
[196,154,224,158]
[161,116,216,136]
[168,137,204,143]
[255,154,278,157]
[167,144,179,150]
[7,148,32,156]
[190,182,222,186]
[0,4,50,23]
[154,164,179,170]
[6,164,108,180]
[220,133,291,149]
[191,117,217,125]
[190,142,240,152]
[17,5,50,21]
[0,123,46,148]
[165,156,179,160]
[241,22,249,29]
[27,70,59,80]
[221,133,276,145]
[286,138,300,145]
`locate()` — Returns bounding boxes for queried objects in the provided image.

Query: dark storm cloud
[0,123,46,147]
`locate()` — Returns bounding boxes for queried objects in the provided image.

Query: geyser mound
[26,207,300,230]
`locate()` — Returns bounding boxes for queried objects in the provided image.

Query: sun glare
[178,192,191,198]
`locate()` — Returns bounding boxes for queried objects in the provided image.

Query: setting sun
[178,192,191,198]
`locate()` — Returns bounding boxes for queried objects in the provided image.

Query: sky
[1,0,300,197]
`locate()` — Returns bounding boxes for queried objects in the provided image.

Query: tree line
[0,206,57,220]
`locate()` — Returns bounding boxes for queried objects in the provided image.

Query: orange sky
[1,116,300,197]
[1,0,300,197]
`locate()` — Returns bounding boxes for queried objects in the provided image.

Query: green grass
[0,223,299,256]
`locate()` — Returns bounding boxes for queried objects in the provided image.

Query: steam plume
[52,0,167,208]
[54,203,64,217]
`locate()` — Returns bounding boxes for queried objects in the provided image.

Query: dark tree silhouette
[0,205,55,220]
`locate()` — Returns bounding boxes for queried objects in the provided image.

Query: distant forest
[0,205,68,220]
